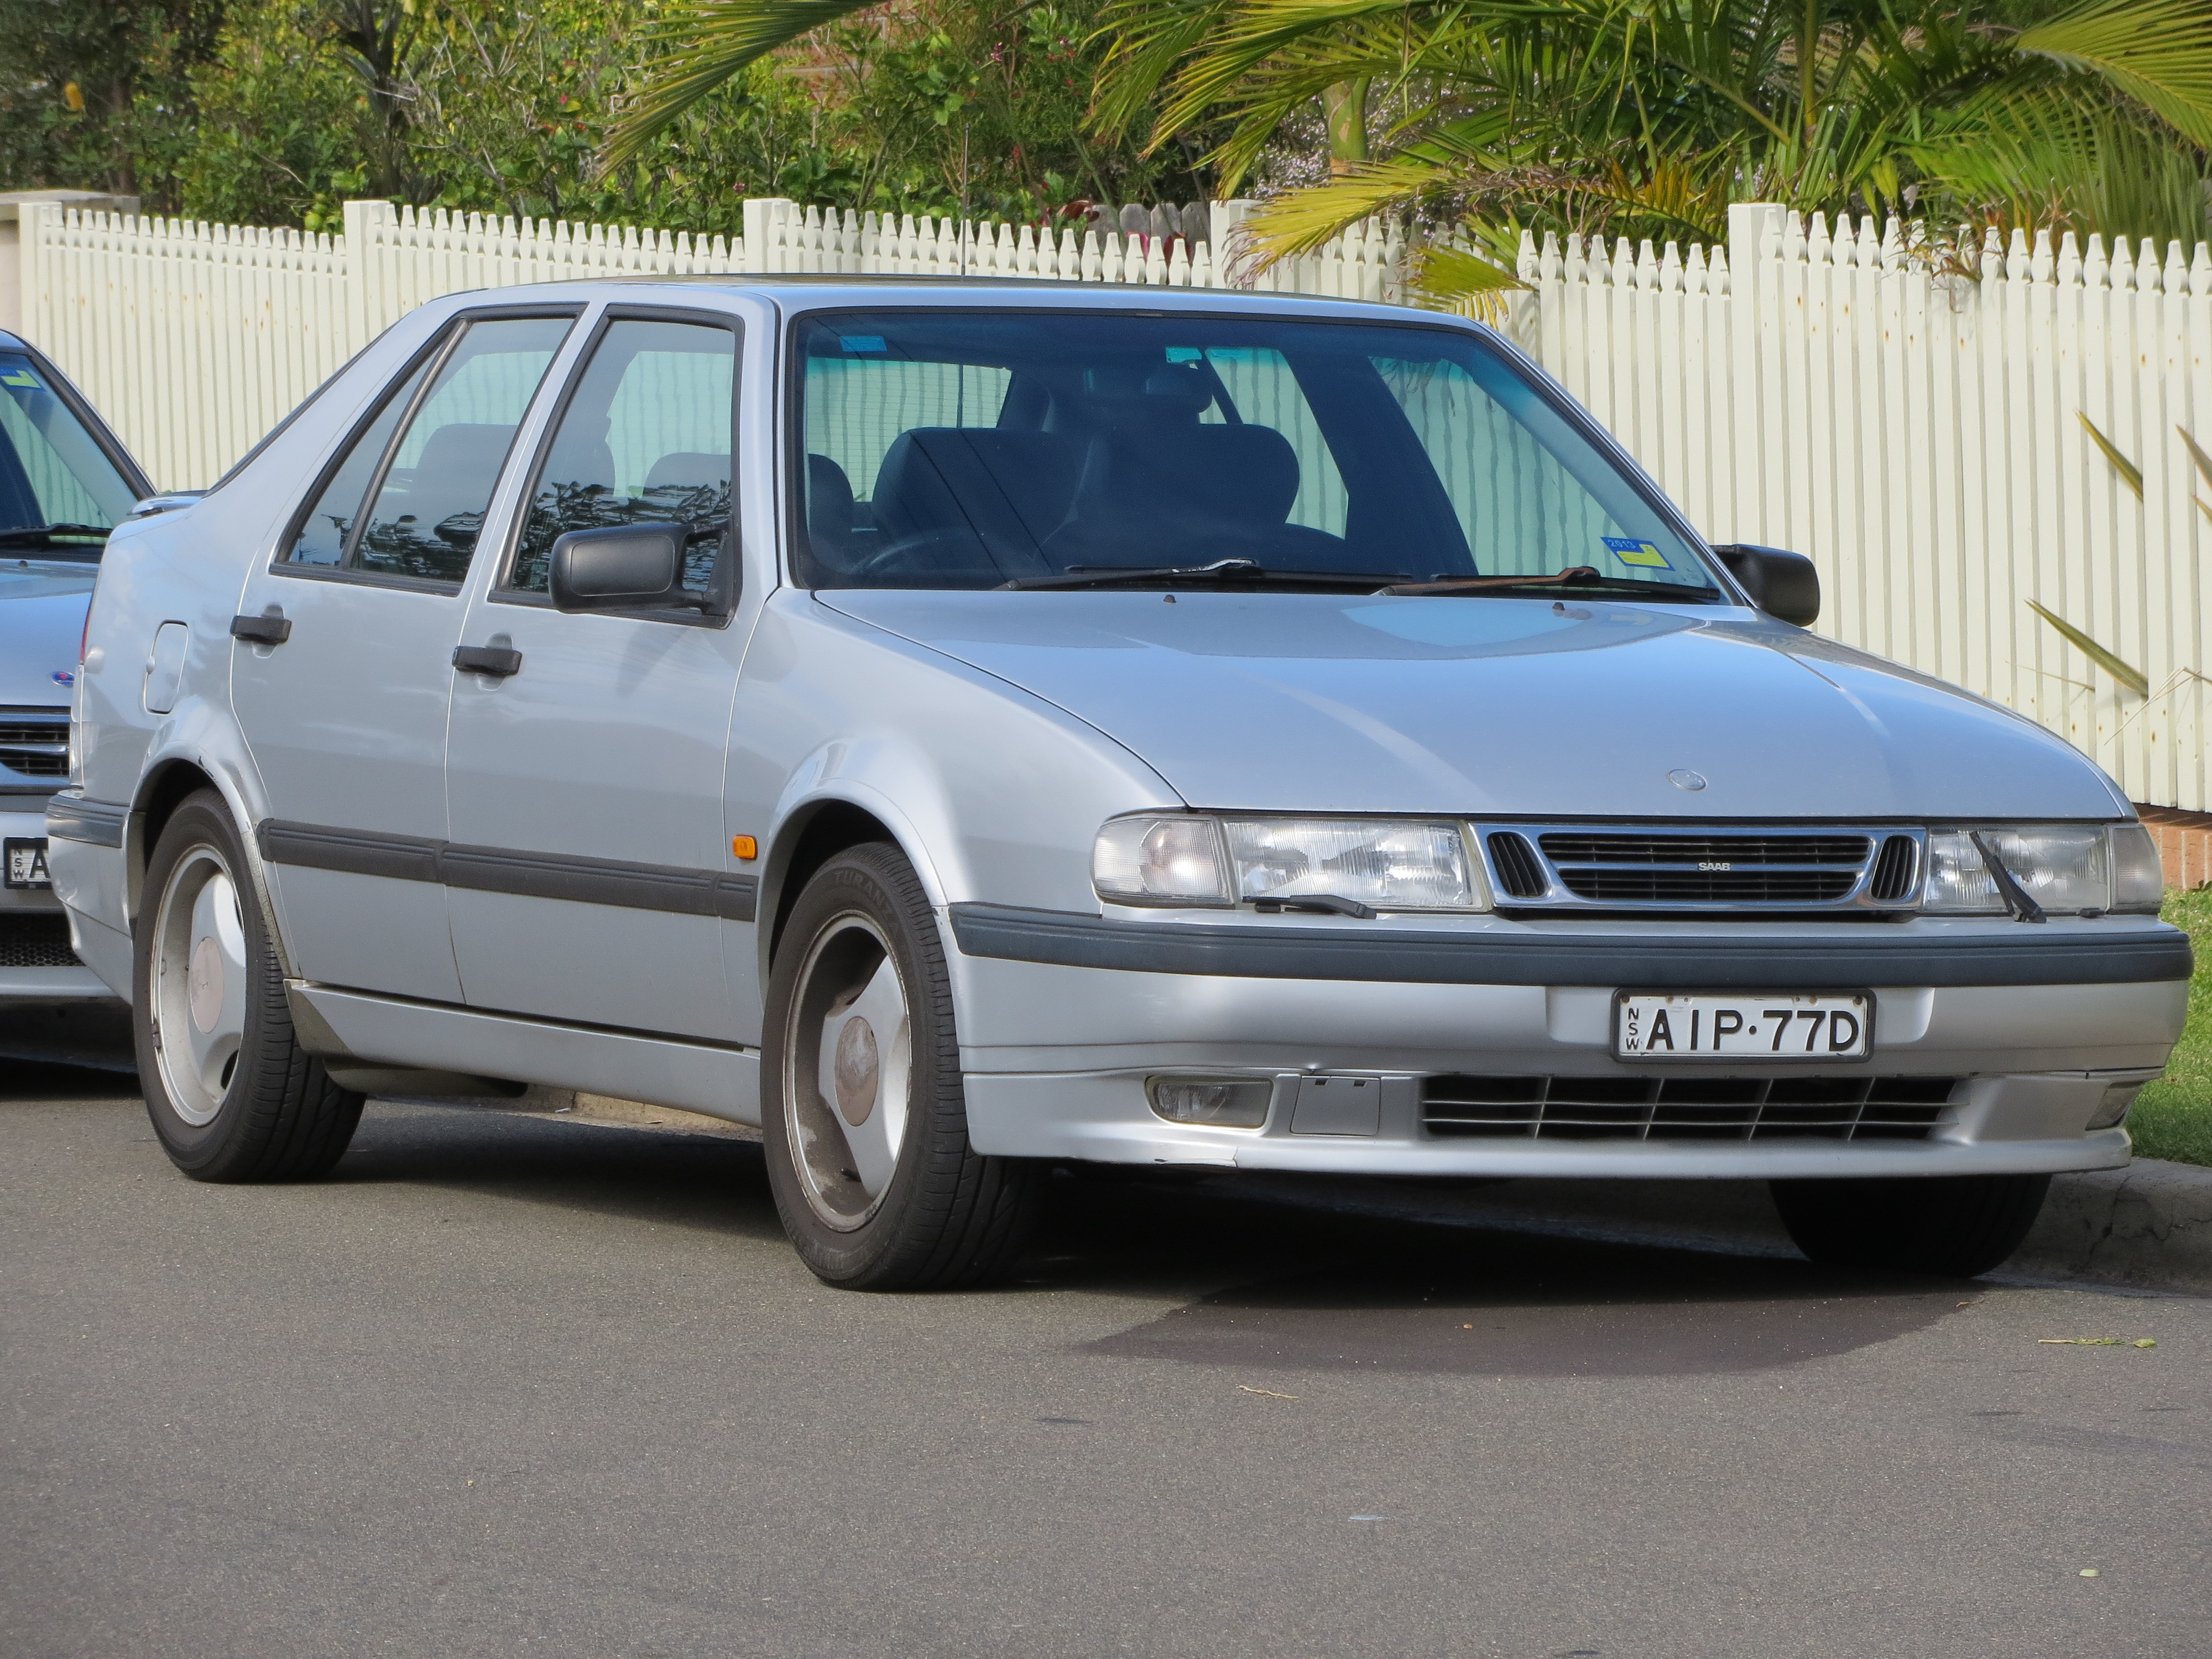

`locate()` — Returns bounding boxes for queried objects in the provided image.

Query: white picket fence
[18,193,2212,808]
[1514,203,2212,815]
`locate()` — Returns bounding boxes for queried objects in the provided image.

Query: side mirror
[549,522,695,613]
[1713,543,1819,627]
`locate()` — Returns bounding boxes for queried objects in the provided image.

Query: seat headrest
[805,453,854,564]
[1069,424,1302,526]
[645,451,730,493]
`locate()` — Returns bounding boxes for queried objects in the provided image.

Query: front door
[443,310,746,1039]
[233,311,577,998]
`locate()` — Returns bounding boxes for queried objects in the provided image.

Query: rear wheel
[134,790,364,1181]
[1770,1173,2051,1277]
[761,842,1036,1289]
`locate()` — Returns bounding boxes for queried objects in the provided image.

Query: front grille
[1480,823,1920,911]
[1557,867,1860,902]
[0,914,80,967]
[1538,833,1870,865]
[0,706,69,779]
[1422,1074,1955,1141]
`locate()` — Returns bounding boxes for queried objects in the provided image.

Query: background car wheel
[1769,1173,2052,1277]
[762,842,1037,1290]
[134,789,364,1181]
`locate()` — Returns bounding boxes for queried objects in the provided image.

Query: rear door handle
[453,644,523,677]
[229,613,291,645]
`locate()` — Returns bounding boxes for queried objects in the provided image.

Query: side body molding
[257,820,759,921]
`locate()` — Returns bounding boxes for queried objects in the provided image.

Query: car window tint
[509,318,735,598]
[795,311,1710,594]
[1193,347,1347,535]
[803,356,1011,519]
[348,315,572,583]
[0,352,138,536]
[1374,354,1639,579]
[286,351,437,568]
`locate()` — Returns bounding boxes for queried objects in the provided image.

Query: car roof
[420,275,1474,333]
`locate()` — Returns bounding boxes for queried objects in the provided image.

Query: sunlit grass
[2129,886,2212,1168]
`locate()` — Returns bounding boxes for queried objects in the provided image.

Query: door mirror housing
[550,521,706,613]
[1713,543,1820,627]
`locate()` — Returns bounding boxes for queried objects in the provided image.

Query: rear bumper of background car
[946,905,2187,1176]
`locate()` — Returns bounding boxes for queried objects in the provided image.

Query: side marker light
[731,835,758,860]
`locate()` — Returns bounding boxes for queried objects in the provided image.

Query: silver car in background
[49,280,2188,1288]
[0,328,150,1006]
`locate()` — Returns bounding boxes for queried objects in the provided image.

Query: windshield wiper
[1002,557,1411,592]
[0,523,111,547]
[1381,566,1718,602]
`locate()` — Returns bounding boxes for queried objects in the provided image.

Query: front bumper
[1,799,113,1003]
[947,906,2187,1177]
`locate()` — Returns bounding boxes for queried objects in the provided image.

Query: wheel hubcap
[783,913,912,1230]
[152,845,248,1126]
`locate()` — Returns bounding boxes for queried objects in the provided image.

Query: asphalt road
[4,1014,2209,1659]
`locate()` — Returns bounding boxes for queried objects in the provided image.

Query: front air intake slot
[1422,1074,1957,1141]
[1486,831,1548,899]
[1867,833,1919,902]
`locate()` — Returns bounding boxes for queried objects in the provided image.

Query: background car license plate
[1615,992,1871,1060]
[4,838,51,889]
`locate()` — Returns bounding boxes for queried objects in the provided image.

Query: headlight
[1094,815,1488,911]
[1923,825,2163,916]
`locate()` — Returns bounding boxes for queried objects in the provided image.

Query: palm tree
[1113,0,2212,298]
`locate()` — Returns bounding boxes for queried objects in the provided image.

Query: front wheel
[134,789,364,1181]
[761,843,1036,1289]
[1769,1173,2052,1277]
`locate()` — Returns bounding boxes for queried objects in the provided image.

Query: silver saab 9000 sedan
[48,279,2188,1288]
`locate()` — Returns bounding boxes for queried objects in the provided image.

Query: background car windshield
[0,350,138,555]
[796,311,1713,594]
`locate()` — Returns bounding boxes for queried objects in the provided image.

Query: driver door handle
[453,644,523,678]
[229,613,291,645]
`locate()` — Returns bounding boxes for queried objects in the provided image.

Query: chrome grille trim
[1473,822,1926,911]
[0,706,70,781]
[1422,1074,1957,1142]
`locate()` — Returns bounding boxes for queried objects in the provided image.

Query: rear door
[442,308,746,1037]
[233,309,578,998]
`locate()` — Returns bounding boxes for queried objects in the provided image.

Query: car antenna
[959,120,972,276]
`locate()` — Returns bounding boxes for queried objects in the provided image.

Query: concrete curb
[1208,1159,2212,1296]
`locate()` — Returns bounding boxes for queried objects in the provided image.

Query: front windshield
[0,350,137,559]
[795,310,1717,598]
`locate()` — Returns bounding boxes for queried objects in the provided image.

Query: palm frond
[2015,0,2212,148]
[2028,599,2150,695]
[602,0,889,170]
[2080,411,2146,498]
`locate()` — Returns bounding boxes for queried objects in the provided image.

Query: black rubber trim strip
[257,820,757,921]
[260,821,442,883]
[947,903,2194,988]
[439,843,756,920]
[43,795,128,848]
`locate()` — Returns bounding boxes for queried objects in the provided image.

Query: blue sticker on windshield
[1164,347,1204,363]
[0,367,41,389]
[1603,535,1672,569]
[839,336,886,353]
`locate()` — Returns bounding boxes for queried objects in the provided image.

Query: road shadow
[1040,1171,1969,1378]
[330,1099,787,1244]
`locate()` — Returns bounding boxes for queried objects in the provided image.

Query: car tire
[134,789,364,1181]
[1768,1173,2052,1277]
[761,842,1036,1290]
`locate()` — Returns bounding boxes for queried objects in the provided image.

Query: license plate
[4,838,51,889]
[1615,992,1872,1061]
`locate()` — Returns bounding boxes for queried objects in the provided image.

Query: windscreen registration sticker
[1615,992,1871,1060]
[1602,536,1672,569]
[0,367,42,389]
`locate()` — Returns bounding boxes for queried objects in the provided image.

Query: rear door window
[283,314,575,585]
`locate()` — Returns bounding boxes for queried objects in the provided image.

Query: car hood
[0,561,93,707]
[823,590,2129,820]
